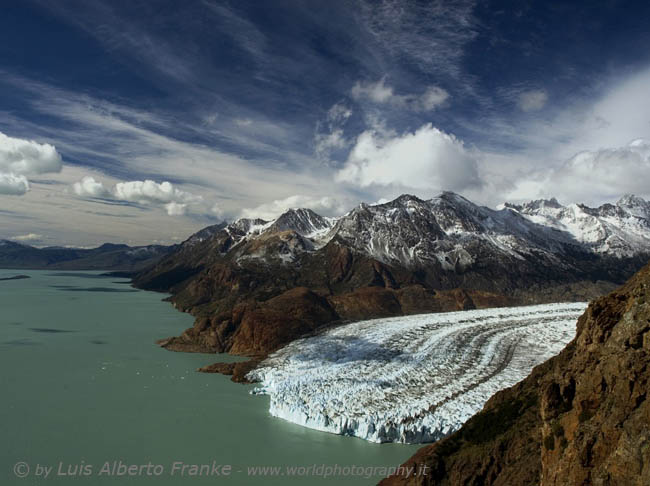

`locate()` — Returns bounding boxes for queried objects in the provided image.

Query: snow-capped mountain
[133,191,650,360]
[205,191,650,269]
[505,194,650,257]
[326,192,577,270]
[142,191,650,277]
[266,208,334,238]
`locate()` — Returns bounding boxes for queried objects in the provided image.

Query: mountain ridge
[131,192,650,378]
[0,239,176,271]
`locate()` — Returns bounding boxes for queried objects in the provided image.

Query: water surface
[0,270,418,485]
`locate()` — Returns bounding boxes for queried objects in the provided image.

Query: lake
[0,270,419,485]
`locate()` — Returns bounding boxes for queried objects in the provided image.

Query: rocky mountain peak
[386,193,426,206]
[505,197,563,213]
[617,194,650,218]
[182,222,228,247]
[266,207,333,237]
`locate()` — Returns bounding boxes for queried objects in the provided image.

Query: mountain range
[130,192,650,376]
[0,240,175,271]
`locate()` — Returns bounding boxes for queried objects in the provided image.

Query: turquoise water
[0,270,419,485]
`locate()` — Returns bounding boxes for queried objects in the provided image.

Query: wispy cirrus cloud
[358,0,479,81]
[517,89,548,112]
[351,78,449,112]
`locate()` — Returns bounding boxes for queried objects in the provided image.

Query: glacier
[248,302,587,444]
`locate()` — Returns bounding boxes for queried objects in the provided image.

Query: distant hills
[0,239,176,272]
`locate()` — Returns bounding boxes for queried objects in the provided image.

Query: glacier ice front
[248,302,587,444]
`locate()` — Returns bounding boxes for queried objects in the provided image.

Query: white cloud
[234,118,253,127]
[503,139,650,205]
[71,177,205,216]
[0,172,29,195]
[547,139,650,203]
[352,78,395,104]
[314,102,354,161]
[315,129,348,160]
[113,180,202,205]
[336,123,481,193]
[0,131,63,175]
[11,233,42,242]
[0,131,63,196]
[164,201,187,216]
[72,176,110,198]
[210,203,224,219]
[420,86,450,111]
[240,194,352,220]
[517,89,548,112]
[327,103,352,123]
[351,78,449,111]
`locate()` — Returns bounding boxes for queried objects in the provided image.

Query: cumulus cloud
[113,180,201,206]
[351,78,449,112]
[0,131,63,175]
[240,194,352,220]
[0,172,30,195]
[336,123,481,193]
[0,131,63,196]
[546,139,650,203]
[72,177,205,216]
[503,139,650,205]
[163,201,187,216]
[517,89,548,112]
[72,176,110,198]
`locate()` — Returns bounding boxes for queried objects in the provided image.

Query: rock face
[380,261,650,486]
[132,192,650,363]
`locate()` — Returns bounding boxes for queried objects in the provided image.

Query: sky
[1,0,650,247]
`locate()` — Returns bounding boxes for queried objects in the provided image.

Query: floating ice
[248,302,587,443]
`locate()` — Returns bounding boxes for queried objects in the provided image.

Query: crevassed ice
[248,302,587,444]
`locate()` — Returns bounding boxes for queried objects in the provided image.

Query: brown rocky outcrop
[381,262,650,486]
[197,359,260,383]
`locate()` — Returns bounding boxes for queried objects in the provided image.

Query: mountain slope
[133,193,650,365]
[380,260,650,486]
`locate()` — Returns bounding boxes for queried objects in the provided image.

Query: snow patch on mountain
[249,302,587,443]
[506,195,650,256]
[194,192,650,267]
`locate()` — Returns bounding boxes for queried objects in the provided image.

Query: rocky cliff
[380,261,650,486]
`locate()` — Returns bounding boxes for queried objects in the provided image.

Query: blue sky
[1,0,650,246]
